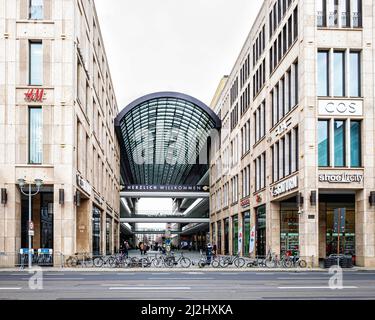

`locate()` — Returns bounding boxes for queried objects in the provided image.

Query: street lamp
[18,178,44,268]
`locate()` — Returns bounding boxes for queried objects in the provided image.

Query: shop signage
[249,226,256,254]
[77,175,92,195]
[124,185,209,192]
[275,118,292,137]
[319,173,363,183]
[24,88,45,102]
[318,100,363,116]
[271,176,298,197]
[240,198,250,208]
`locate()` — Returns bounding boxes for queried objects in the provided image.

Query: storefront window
[217,221,222,254]
[232,215,238,255]
[334,120,346,167]
[40,193,53,249]
[92,207,101,256]
[243,212,250,257]
[224,218,229,255]
[256,206,266,257]
[106,216,112,255]
[29,107,43,164]
[280,208,299,256]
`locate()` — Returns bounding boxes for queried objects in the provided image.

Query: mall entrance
[280,200,299,256]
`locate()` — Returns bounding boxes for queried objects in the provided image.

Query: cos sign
[319,100,363,116]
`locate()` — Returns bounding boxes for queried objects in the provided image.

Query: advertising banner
[249,226,256,254]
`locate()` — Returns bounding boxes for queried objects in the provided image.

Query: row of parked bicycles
[65,250,308,269]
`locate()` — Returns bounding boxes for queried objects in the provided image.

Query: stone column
[268,201,280,256]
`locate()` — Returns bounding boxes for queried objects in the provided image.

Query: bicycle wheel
[220,258,230,268]
[151,257,162,268]
[283,259,293,268]
[66,257,76,268]
[164,258,174,268]
[298,259,307,268]
[234,258,246,268]
[93,257,104,268]
[211,259,220,268]
[83,257,94,268]
[198,259,206,268]
[265,259,276,268]
[180,257,191,268]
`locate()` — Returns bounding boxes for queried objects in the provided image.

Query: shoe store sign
[318,100,363,116]
[271,175,298,197]
[319,173,363,183]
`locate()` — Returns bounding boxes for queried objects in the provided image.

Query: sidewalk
[1,266,374,272]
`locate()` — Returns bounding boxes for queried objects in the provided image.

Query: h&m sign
[24,88,46,103]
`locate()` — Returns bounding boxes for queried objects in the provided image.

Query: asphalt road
[0,271,374,300]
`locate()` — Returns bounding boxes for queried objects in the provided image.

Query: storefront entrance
[92,206,101,256]
[243,212,250,257]
[319,193,356,260]
[224,218,229,255]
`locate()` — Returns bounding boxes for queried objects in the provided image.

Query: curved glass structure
[115,92,221,185]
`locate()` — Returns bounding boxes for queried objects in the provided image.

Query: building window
[29,42,43,85]
[29,0,43,20]
[272,126,299,182]
[29,107,43,164]
[255,101,266,143]
[318,0,362,28]
[318,49,361,98]
[242,165,251,198]
[334,120,346,167]
[318,119,361,168]
[231,175,239,204]
[318,120,330,167]
[255,152,266,192]
[350,121,361,167]
[349,51,361,97]
[317,50,329,96]
[333,51,345,97]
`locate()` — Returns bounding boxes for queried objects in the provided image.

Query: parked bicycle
[164,252,192,268]
[66,252,94,268]
[219,254,246,268]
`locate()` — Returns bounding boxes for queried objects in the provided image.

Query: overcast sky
[95,0,263,108]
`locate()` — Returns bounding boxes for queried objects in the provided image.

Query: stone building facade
[0,0,121,263]
[210,0,375,267]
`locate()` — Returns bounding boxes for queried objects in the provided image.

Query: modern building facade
[0,0,121,264]
[210,0,375,266]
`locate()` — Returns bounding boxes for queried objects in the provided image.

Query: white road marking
[151,273,170,275]
[183,272,205,275]
[109,287,191,290]
[256,273,275,275]
[220,273,239,275]
[0,287,22,290]
[278,286,358,289]
[116,273,136,275]
[147,278,214,280]
[22,277,85,281]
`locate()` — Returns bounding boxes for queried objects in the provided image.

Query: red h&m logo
[24,88,45,102]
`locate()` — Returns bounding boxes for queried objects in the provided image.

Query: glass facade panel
[333,51,345,97]
[334,120,345,167]
[318,120,329,167]
[29,42,43,85]
[106,216,112,255]
[317,51,329,96]
[350,121,361,167]
[29,108,43,164]
[224,218,229,255]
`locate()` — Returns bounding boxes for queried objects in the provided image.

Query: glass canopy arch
[115,92,221,186]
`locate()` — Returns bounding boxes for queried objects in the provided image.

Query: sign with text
[124,185,209,192]
[24,88,45,102]
[249,226,256,254]
[271,176,298,197]
[319,173,363,183]
[318,100,363,116]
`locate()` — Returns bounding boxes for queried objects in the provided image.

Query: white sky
[95,0,263,107]
[95,0,263,230]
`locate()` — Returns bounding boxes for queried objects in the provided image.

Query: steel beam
[120,217,210,223]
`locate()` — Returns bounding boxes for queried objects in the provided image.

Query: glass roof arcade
[115,92,221,186]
